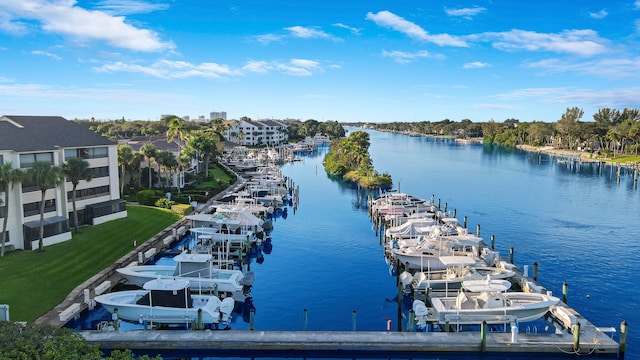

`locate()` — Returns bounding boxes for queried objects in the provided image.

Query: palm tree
[63,157,93,234]
[25,161,63,251]
[117,145,134,196]
[166,117,187,149]
[140,143,157,189]
[184,130,219,180]
[0,162,23,257]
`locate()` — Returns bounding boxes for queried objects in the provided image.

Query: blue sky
[1,0,640,123]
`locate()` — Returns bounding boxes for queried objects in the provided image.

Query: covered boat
[94,278,235,328]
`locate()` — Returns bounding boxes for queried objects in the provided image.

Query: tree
[0,162,23,257]
[555,107,584,149]
[63,157,94,234]
[166,117,187,148]
[25,161,64,251]
[184,130,220,180]
[117,145,134,196]
[140,143,157,189]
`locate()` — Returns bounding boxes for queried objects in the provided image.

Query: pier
[79,328,618,356]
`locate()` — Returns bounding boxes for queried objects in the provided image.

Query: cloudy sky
[1,0,640,123]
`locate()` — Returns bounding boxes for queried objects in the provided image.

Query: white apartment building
[224,119,288,146]
[0,116,127,251]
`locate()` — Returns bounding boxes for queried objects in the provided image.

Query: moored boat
[94,278,235,329]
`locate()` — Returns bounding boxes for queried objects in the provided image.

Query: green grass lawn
[196,166,233,191]
[0,205,181,322]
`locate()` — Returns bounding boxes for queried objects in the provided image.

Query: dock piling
[303,308,308,330]
[620,320,628,358]
[481,321,487,352]
[352,310,357,331]
[563,282,568,304]
[491,235,495,250]
[249,309,255,331]
[572,322,581,352]
[533,262,538,281]
[509,247,514,264]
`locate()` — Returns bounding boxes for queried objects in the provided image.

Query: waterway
[73,128,639,359]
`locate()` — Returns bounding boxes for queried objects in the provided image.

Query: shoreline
[515,145,600,162]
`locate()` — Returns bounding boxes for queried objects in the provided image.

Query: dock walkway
[80,329,618,356]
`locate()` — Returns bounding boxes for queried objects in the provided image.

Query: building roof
[123,135,182,153]
[0,115,115,152]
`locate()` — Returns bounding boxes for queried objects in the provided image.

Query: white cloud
[32,50,61,60]
[525,57,640,79]
[95,58,330,78]
[284,26,338,41]
[463,61,490,69]
[95,60,237,79]
[242,60,272,73]
[254,33,283,45]
[494,86,640,110]
[92,0,169,15]
[366,10,468,47]
[476,29,608,56]
[0,0,172,52]
[445,7,486,19]
[333,22,361,35]
[589,10,608,19]
[381,49,434,63]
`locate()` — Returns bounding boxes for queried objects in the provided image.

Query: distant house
[224,119,288,146]
[0,115,126,251]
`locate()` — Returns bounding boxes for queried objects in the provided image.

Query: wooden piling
[533,262,538,281]
[481,321,487,352]
[620,321,628,358]
[563,282,568,304]
[572,322,581,351]
[491,235,495,250]
[352,310,357,331]
[476,224,480,237]
[509,247,514,264]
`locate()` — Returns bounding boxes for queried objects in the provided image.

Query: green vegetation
[323,130,392,189]
[0,321,161,359]
[0,205,181,322]
[365,107,640,163]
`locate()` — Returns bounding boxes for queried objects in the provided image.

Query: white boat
[94,278,235,328]
[401,256,514,291]
[390,234,484,270]
[116,252,250,293]
[424,279,560,325]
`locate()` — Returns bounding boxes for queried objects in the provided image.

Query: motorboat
[389,233,484,271]
[116,252,251,293]
[94,278,235,328]
[401,256,514,291]
[424,279,560,325]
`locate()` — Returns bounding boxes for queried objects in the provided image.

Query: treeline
[355,107,640,157]
[74,116,345,143]
[323,130,392,189]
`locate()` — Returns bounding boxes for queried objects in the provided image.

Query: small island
[323,130,392,189]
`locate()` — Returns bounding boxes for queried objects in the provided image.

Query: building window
[92,166,109,178]
[67,185,110,201]
[20,153,53,168]
[64,147,108,160]
[86,199,126,219]
[23,199,56,217]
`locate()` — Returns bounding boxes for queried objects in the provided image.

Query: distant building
[0,115,126,251]
[210,111,227,121]
[224,119,288,146]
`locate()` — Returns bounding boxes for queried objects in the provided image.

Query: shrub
[136,189,158,206]
[154,197,174,209]
[171,203,193,215]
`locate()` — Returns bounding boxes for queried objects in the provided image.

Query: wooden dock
[79,328,619,356]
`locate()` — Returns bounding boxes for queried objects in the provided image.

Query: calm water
[75,129,640,359]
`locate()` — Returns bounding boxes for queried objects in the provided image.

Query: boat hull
[117,266,244,293]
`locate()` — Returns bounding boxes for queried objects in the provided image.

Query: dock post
[444,202,447,213]
[303,308,308,330]
[213,284,218,297]
[437,198,441,209]
[509,247,514,264]
[572,322,581,352]
[196,309,203,330]
[445,320,449,333]
[563,282,568,304]
[476,224,480,237]
[453,208,456,218]
[352,310,357,331]
[463,216,467,228]
[397,283,403,332]
[481,321,487,352]
[491,235,495,250]
[533,262,538,281]
[408,309,415,332]
[113,307,119,331]
[249,309,255,331]
[620,321,628,358]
